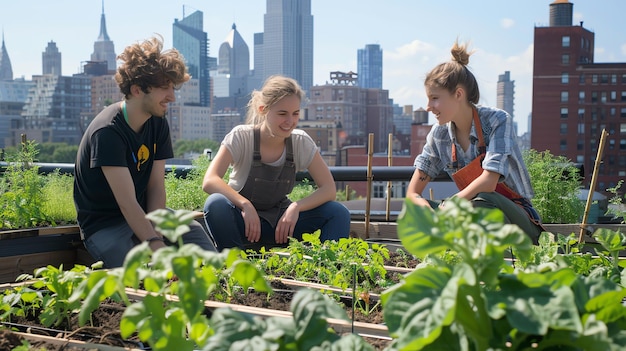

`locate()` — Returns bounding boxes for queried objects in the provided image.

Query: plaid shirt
[414,105,535,199]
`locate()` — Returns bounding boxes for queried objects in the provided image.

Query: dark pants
[203,193,351,251]
[428,192,542,244]
[83,218,217,268]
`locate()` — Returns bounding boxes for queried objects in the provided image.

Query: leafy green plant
[15,263,99,328]
[605,180,625,223]
[118,209,271,351]
[0,141,51,229]
[202,288,375,351]
[250,232,393,293]
[523,149,584,223]
[0,286,43,323]
[384,196,626,350]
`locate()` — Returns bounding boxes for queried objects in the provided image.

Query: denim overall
[239,126,296,228]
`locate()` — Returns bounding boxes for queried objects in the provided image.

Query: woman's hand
[275,202,300,244]
[241,202,261,242]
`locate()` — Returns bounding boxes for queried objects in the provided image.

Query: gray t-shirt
[222,124,318,191]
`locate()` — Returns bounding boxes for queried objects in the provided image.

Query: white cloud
[621,44,626,56]
[500,18,515,29]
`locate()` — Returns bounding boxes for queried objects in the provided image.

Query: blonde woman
[202,75,350,250]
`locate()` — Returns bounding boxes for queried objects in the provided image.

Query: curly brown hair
[424,40,480,104]
[115,35,190,98]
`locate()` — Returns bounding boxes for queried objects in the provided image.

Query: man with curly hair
[74,36,216,268]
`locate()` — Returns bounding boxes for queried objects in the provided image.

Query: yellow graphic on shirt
[136,144,150,171]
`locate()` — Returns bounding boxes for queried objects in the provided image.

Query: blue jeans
[83,218,217,268]
[203,193,351,251]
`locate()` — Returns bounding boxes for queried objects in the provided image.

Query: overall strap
[253,126,262,162]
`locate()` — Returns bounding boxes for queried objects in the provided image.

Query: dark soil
[0,251,414,350]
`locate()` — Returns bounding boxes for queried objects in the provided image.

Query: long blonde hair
[424,40,479,104]
[245,75,305,125]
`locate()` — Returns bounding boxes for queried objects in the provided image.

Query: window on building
[621,108,626,117]
[621,140,626,150]
[373,183,385,198]
[610,91,617,102]
[578,91,585,103]
[579,74,585,84]
[591,91,598,102]
[622,74,626,84]
[621,91,626,101]
[578,123,585,134]
[612,74,617,84]
[562,36,570,47]
[621,123,626,134]
[611,107,616,116]
[560,107,568,118]
[576,155,584,163]
[609,139,616,150]
[601,92,607,103]
[561,73,569,84]
[601,74,609,84]
[560,123,568,134]
[562,54,570,65]
[592,75,598,84]
[561,91,569,102]
[560,139,567,151]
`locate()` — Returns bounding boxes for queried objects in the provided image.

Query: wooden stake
[578,129,609,243]
[365,133,374,239]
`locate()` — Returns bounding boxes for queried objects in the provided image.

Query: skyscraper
[173,9,210,107]
[217,23,250,97]
[42,41,62,76]
[497,71,515,118]
[0,33,13,81]
[262,0,313,92]
[90,2,116,72]
[357,44,383,89]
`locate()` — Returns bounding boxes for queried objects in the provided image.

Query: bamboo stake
[385,133,393,221]
[364,133,374,239]
[578,129,609,243]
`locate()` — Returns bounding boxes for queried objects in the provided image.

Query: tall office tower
[42,41,62,76]
[497,71,515,118]
[531,0,626,191]
[19,74,91,145]
[263,0,313,92]
[90,2,117,72]
[0,78,34,148]
[357,44,383,89]
[248,32,265,90]
[217,23,250,97]
[0,33,13,81]
[173,9,210,107]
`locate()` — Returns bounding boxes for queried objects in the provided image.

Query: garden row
[2,199,626,350]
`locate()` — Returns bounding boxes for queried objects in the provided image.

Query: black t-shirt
[73,102,173,239]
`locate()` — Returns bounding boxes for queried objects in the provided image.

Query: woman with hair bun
[406,41,543,243]
[202,75,350,251]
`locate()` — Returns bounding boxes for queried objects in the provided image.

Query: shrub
[523,149,583,223]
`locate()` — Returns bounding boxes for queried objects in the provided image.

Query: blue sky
[1,0,625,135]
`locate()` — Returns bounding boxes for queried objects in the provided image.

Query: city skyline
[1,0,625,135]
